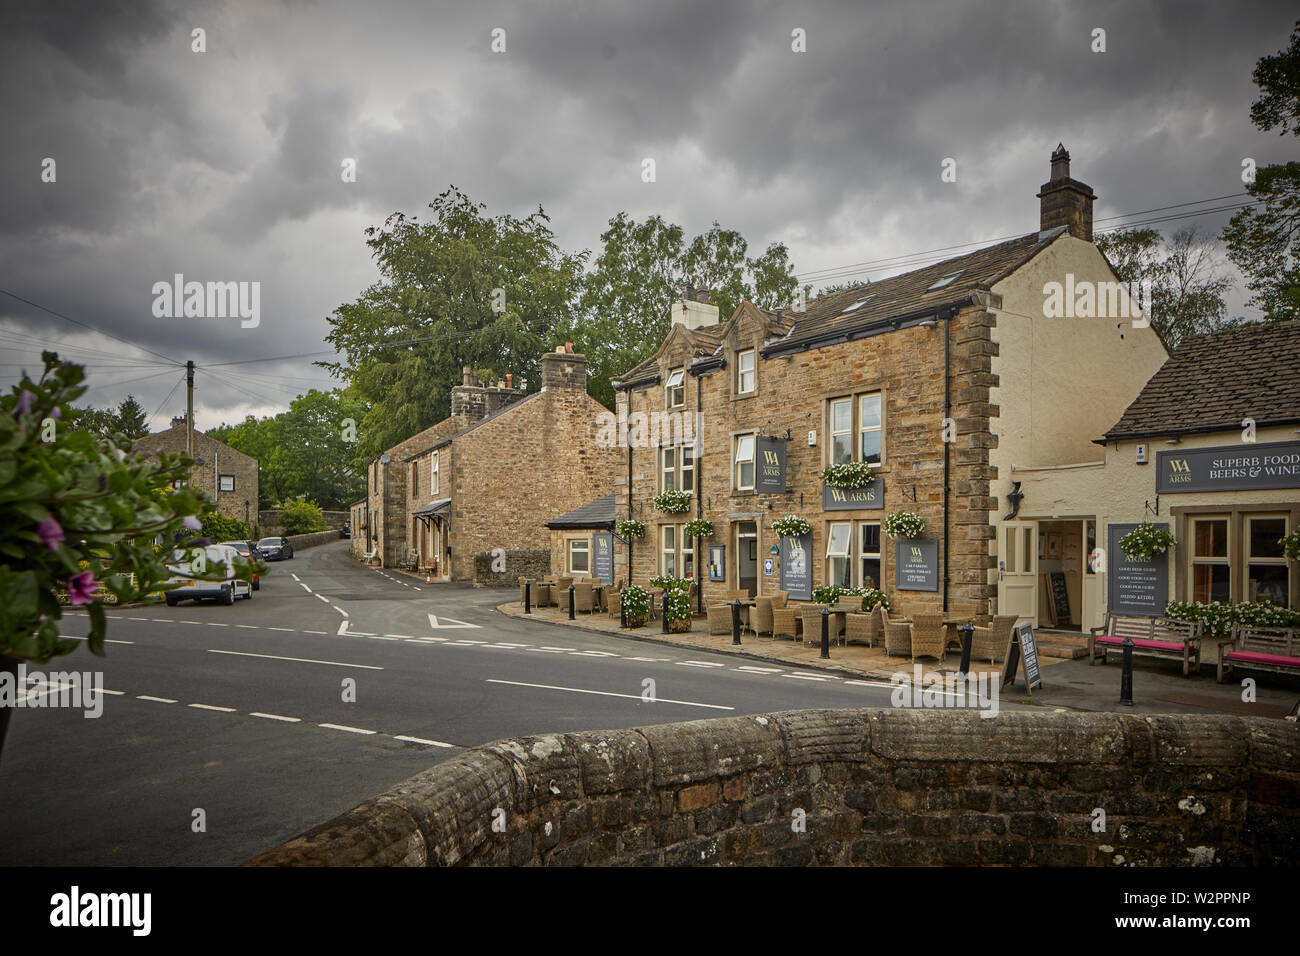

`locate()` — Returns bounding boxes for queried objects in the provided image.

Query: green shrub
[201,513,249,543]
[280,498,327,535]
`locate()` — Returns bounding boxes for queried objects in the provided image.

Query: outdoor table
[942,617,976,651]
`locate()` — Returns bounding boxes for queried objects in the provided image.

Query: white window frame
[661,446,677,492]
[827,391,884,467]
[734,434,756,491]
[665,368,685,409]
[829,398,853,465]
[737,349,756,394]
[1190,516,1230,605]
[568,538,590,575]
[681,442,695,495]
[431,452,439,496]
[859,522,882,589]
[859,393,882,464]
[661,525,678,577]
[218,474,235,493]
[826,522,852,590]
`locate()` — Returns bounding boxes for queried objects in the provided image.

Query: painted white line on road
[571,650,620,657]
[127,616,150,621]
[303,630,327,635]
[485,679,734,711]
[101,689,125,696]
[785,674,834,682]
[491,642,530,648]
[385,634,414,640]
[319,723,376,735]
[208,623,229,627]
[298,583,313,592]
[207,649,383,670]
[189,703,237,713]
[175,620,200,626]
[790,671,832,677]
[250,712,300,723]
[844,679,895,688]
[315,593,330,604]
[64,636,133,645]
[266,627,294,632]
[737,666,783,673]
[427,613,481,629]
[678,661,726,668]
[137,695,177,704]
[393,735,455,748]
[369,635,400,641]
[235,624,259,629]
[539,646,575,651]
[626,656,671,662]
[334,606,348,617]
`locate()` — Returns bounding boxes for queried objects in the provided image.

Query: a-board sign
[1048,570,1070,624]
[593,532,614,585]
[1002,621,1043,696]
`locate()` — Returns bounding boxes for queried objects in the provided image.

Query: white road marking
[235,624,259,629]
[369,635,400,641]
[315,594,330,604]
[303,630,326,635]
[844,679,895,688]
[291,573,301,582]
[427,613,481,629]
[207,649,383,670]
[626,656,671,662]
[737,665,783,673]
[570,650,620,657]
[298,583,312,592]
[319,723,376,735]
[539,646,576,651]
[385,634,414,640]
[266,627,294,632]
[63,636,134,645]
[677,661,725,668]
[208,623,229,627]
[101,689,125,696]
[250,712,300,722]
[490,642,529,648]
[393,735,455,748]
[786,674,834,682]
[137,695,177,703]
[189,703,236,712]
[485,679,733,711]
[334,606,348,617]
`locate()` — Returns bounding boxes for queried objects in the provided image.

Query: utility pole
[185,360,195,459]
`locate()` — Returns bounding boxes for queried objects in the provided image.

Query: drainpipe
[696,373,704,615]
[626,394,634,584]
[942,308,952,614]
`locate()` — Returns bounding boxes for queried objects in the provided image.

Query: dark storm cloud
[0,0,1294,427]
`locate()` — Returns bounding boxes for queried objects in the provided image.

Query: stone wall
[472,549,551,587]
[245,710,1298,867]
[285,530,342,551]
[259,509,349,537]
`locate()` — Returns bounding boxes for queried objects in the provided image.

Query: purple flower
[182,516,202,531]
[14,390,33,417]
[51,406,61,419]
[36,514,64,550]
[67,571,98,606]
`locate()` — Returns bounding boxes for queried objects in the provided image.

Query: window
[681,442,695,494]
[171,479,185,490]
[665,368,684,409]
[660,442,694,493]
[840,295,874,314]
[568,538,590,575]
[218,475,235,492]
[926,271,964,291]
[1191,517,1230,604]
[661,525,677,577]
[1246,515,1288,606]
[431,453,439,496]
[859,523,881,588]
[682,532,695,580]
[734,434,755,490]
[411,462,418,498]
[661,446,677,492]
[827,391,884,466]
[826,522,852,588]
[736,349,755,394]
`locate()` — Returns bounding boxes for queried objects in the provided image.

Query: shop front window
[1246,515,1288,606]
[1191,517,1230,604]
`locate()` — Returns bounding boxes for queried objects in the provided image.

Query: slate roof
[1101,321,1300,441]
[545,493,616,530]
[616,301,790,384]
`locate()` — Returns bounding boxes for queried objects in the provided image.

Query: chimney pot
[565,341,574,354]
[462,366,472,386]
[1037,144,1096,242]
[506,372,513,389]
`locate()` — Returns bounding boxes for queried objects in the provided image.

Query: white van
[164,543,253,606]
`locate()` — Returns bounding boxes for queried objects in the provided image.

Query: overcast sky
[2,0,1294,430]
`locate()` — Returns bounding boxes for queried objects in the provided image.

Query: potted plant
[821,461,875,489]
[683,518,713,539]
[858,587,891,612]
[665,586,694,632]
[653,489,691,515]
[1118,523,1175,561]
[1280,528,1300,561]
[621,584,649,628]
[883,511,926,539]
[0,354,261,759]
[617,519,645,540]
[813,584,851,606]
[771,514,811,538]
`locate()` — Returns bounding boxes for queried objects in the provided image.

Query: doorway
[997,521,1038,623]
[1036,519,1083,630]
[736,521,757,597]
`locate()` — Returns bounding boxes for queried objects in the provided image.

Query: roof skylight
[926,271,964,291]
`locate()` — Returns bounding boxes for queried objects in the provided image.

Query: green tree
[1095,226,1234,349]
[1221,19,1300,322]
[279,498,326,535]
[200,513,249,543]
[70,394,151,442]
[323,187,586,463]
[114,395,150,441]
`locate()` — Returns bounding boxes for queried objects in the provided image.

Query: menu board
[894,539,939,592]
[592,532,614,585]
[1107,523,1169,616]
[1002,621,1043,695]
[780,532,812,601]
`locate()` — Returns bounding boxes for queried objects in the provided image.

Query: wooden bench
[1088,613,1203,675]
[1217,625,1300,683]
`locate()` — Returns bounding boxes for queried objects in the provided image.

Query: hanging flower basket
[617,519,645,540]
[771,514,811,538]
[821,461,875,489]
[1119,523,1175,561]
[653,490,692,514]
[1281,529,1300,561]
[683,519,714,539]
[883,511,926,539]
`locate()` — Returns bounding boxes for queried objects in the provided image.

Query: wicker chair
[533,583,553,608]
[845,605,885,647]
[772,607,800,641]
[707,603,735,635]
[882,610,913,658]
[801,608,845,646]
[573,580,596,614]
[607,589,622,620]
[769,589,789,608]
[909,613,947,662]
[970,615,1017,664]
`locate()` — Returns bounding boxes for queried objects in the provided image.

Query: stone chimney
[1037,144,1096,241]
[540,346,589,391]
[450,368,521,420]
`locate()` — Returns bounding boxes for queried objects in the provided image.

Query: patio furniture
[800,608,845,647]
[969,615,1018,664]
[772,607,801,641]
[882,610,913,658]
[573,580,596,614]
[909,613,947,662]
[1089,614,1203,676]
[753,597,778,639]
[707,604,735,635]
[1217,624,1300,683]
[845,606,884,647]
[606,589,622,620]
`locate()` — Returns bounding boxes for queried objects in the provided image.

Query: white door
[998,521,1038,623]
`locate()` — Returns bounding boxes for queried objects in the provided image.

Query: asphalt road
[0,540,1017,866]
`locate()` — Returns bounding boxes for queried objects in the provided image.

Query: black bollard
[820,606,830,659]
[1120,635,1134,706]
[620,588,627,629]
[568,584,575,621]
[524,580,531,615]
[957,622,974,676]
[662,591,670,633]
[731,600,742,645]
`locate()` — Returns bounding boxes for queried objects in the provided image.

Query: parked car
[218,540,264,590]
[164,544,253,606]
[257,536,294,561]
[341,520,351,539]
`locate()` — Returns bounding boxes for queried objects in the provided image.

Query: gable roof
[615,300,794,386]
[546,493,616,529]
[766,228,1066,355]
[1101,321,1300,442]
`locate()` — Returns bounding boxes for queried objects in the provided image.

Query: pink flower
[14,390,33,417]
[67,571,98,606]
[182,516,202,531]
[36,514,64,550]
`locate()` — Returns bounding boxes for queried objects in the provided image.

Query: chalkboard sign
[1048,571,1070,624]
[1002,621,1043,696]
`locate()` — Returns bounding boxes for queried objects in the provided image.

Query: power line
[148,371,188,423]
[0,289,183,366]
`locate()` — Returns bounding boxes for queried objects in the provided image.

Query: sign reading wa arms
[822,478,884,511]
[1156,440,1300,494]
[756,436,787,494]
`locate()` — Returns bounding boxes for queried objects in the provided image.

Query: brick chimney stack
[540,347,588,391]
[1037,144,1096,242]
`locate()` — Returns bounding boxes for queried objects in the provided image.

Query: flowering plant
[617,519,645,540]
[1119,523,1175,561]
[1280,529,1300,561]
[0,353,260,663]
[649,575,692,594]
[683,519,714,539]
[653,489,691,514]
[821,461,875,488]
[665,587,694,631]
[858,588,891,612]
[883,511,925,539]
[771,514,811,538]
[620,584,649,626]
[1165,600,1300,639]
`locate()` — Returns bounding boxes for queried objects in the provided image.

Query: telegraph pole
[186,360,195,458]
